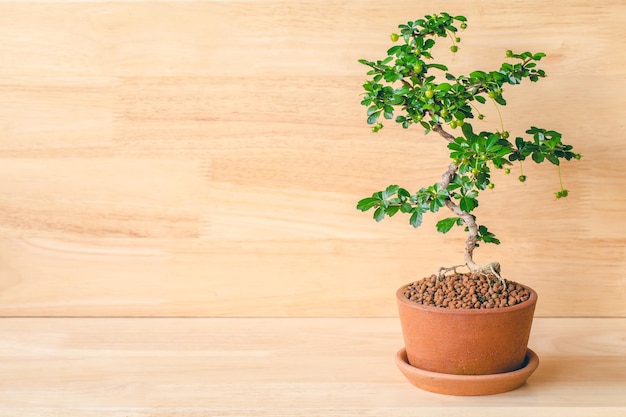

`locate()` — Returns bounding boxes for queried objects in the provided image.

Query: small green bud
[390,33,399,42]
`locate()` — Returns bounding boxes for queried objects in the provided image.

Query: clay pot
[396,283,538,376]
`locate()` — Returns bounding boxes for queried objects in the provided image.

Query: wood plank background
[0,0,624,317]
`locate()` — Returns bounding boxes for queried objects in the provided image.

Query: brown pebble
[402,273,531,310]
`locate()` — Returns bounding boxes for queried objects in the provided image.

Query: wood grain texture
[0,317,624,416]
[0,1,625,317]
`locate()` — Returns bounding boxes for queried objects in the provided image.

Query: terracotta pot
[396,282,537,376]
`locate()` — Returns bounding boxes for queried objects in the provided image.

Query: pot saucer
[395,347,539,396]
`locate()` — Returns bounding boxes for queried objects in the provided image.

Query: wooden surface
[1,0,625,318]
[0,317,624,416]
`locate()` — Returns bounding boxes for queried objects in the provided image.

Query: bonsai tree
[356,12,580,282]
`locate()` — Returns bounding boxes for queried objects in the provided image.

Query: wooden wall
[0,0,624,317]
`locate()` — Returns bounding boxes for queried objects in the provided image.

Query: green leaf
[374,206,385,222]
[397,188,411,199]
[387,45,402,56]
[447,141,465,152]
[428,63,449,71]
[477,225,501,245]
[390,94,405,105]
[475,95,486,104]
[383,71,401,82]
[485,134,499,150]
[367,112,380,125]
[383,107,394,120]
[459,196,477,212]
[386,205,401,217]
[460,122,475,138]
[383,184,399,198]
[531,152,544,163]
[436,217,458,234]
[400,202,412,213]
[546,154,560,165]
[409,210,423,228]
[366,106,378,116]
[356,197,380,212]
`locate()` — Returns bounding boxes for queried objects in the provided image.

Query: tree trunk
[432,125,501,279]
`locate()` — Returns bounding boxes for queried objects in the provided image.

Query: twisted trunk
[438,163,480,272]
[432,124,500,278]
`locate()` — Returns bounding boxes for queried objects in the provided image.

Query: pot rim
[396,281,537,315]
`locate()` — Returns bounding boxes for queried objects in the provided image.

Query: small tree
[356,13,580,280]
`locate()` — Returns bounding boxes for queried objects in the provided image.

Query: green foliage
[359,15,551,134]
[356,12,580,248]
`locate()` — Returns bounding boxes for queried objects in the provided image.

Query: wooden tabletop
[1,317,624,416]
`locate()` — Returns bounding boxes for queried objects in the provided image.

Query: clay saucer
[395,347,539,396]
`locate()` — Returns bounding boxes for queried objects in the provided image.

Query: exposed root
[472,261,506,287]
[438,261,506,287]
[437,264,467,279]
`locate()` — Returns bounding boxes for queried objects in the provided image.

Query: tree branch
[432,123,456,143]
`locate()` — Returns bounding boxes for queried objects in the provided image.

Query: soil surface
[402,273,532,309]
